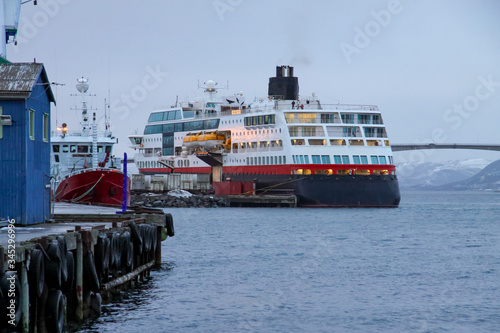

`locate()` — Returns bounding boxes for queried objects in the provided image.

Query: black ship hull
[225,173,400,208]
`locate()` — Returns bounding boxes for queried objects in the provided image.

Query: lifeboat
[197,131,225,148]
[182,132,201,147]
[221,138,231,149]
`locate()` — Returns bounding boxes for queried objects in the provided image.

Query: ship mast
[75,77,91,136]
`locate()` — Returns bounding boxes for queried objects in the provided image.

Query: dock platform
[224,195,297,207]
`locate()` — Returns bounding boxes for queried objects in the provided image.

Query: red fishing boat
[51,78,130,206]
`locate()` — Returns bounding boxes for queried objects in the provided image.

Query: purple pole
[122,152,127,212]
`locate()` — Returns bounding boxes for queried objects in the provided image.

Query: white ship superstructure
[51,78,120,181]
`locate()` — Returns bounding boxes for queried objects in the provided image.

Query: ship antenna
[104,98,110,136]
[92,112,98,168]
[106,63,112,136]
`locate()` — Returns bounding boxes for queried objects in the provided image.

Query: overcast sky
[7,0,500,163]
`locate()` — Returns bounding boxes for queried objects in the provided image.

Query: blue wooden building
[0,63,55,225]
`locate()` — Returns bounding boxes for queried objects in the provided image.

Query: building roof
[0,63,56,104]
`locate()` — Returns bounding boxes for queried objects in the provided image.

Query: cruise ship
[128,66,400,207]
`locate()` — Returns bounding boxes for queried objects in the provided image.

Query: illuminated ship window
[330,139,346,146]
[309,139,326,145]
[291,139,306,145]
[349,139,364,146]
[315,169,334,175]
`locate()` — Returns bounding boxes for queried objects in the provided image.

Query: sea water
[79,191,500,332]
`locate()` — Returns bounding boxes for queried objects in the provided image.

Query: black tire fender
[61,251,74,293]
[56,236,68,284]
[150,225,158,253]
[46,289,65,333]
[120,232,134,270]
[139,224,151,253]
[83,251,100,292]
[106,232,116,268]
[103,236,111,274]
[166,213,175,237]
[95,234,110,274]
[28,249,45,298]
[45,240,62,289]
[113,233,122,269]
[129,221,143,255]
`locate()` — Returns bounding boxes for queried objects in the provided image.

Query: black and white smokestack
[268,65,299,100]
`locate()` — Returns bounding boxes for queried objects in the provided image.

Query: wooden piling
[75,232,83,321]
[21,254,29,333]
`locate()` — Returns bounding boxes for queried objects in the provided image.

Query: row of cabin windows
[233,128,282,137]
[52,145,112,154]
[284,113,382,125]
[148,110,182,122]
[246,156,286,166]
[292,155,393,165]
[137,159,201,169]
[341,114,382,124]
[244,114,276,126]
[144,119,220,135]
[231,140,283,152]
[221,119,243,125]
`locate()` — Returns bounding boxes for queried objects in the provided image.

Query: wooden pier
[0,205,174,332]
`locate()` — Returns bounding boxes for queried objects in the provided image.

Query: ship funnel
[268,65,299,100]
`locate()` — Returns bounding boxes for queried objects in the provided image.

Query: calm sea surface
[79,191,500,332]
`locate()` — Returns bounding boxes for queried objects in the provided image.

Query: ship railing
[364,133,388,138]
[62,166,124,179]
[249,103,379,113]
[190,102,379,120]
[284,118,341,124]
[289,133,326,137]
[51,130,113,138]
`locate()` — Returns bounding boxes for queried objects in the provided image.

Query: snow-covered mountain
[435,159,500,191]
[396,159,492,190]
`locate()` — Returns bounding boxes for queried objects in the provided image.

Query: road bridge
[391,144,500,152]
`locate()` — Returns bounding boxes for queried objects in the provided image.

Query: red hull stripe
[139,164,396,175]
